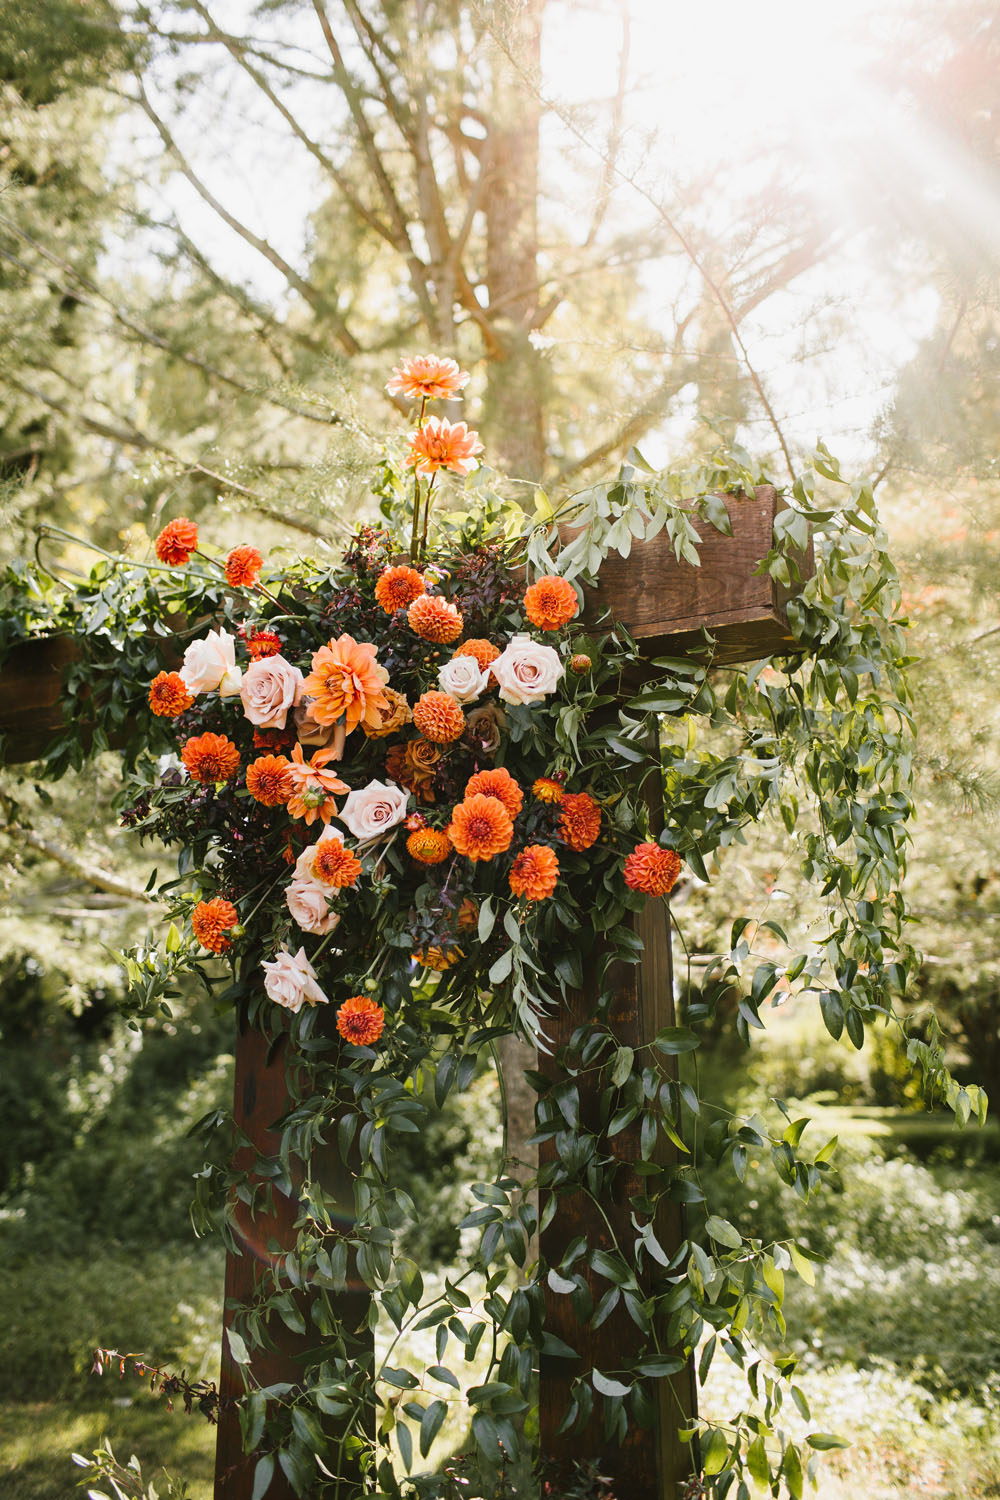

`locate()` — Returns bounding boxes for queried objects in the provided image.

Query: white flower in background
[490,634,564,706]
[261,946,329,1012]
[437,654,489,704]
[178,628,238,694]
[339,780,409,840]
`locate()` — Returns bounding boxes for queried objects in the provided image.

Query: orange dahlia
[375,565,425,614]
[246,753,293,806]
[406,828,453,864]
[285,743,351,825]
[302,634,390,733]
[148,671,194,718]
[453,638,500,671]
[191,896,239,953]
[413,691,465,744]
[532,776,564,804]
[246,629,283,661]
[182,733,241,784]
[386,355,470,402]
[154,517,198,566]
[408,593,463,644]
[456,898,479,931]
[225,546,263,588]
[405,416,483,477]
[523,574,579,631]
[559,792,602,851]
[465,767,523,820]
[509,844,559,902]
[413,946,462,971]
[624,843,682,897]
[448,794,514,862]
[336,995,385,1046]
[311,836,362,888]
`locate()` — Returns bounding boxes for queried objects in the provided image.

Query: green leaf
[701,1427,730,1475]
[251,1454,274,1500]
[611,1045,634,1087]
[746,1434,770,1488]
[226,1327,250,1365]
[592,1369,630,1398]
[654,1025,700,1054]
[420,1399,448,1458]
[477,897,495,943]
[705,1215,742,1250]
[819,990,844,1040]
[165,922,181,953]
[788,1243,816,1286]
[806,1432,851,1451]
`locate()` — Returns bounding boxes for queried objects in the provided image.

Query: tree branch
[4,824,154,903]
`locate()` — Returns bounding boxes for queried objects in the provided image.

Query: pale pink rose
[179,628,238,694]
[438,654,489,705]
[491,634,565,706]
[294,698,337,748]
[338,779,409,841]
[261,946,329,1013]
[284,879,340,935]
[240,654,304,729]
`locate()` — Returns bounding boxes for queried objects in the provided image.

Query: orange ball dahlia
[154,517,198,566]
[386,355,470,402]
[191,896,239,953]
[569,653,592,675]
[624,843,682,897]
[406,827,453,864]
[302,634,390,733]
[246,753,293,806]
[182,733,241,784]
[523,574,579,631]
[405,416,483,477]
[447,793,514,862]
[509,844,559,902]
[532,776,564,805]
[408,593,464,644]
[246,629,283,661]
[558,792,602,851]
[465,767,523,820]
[225,545,263,588]
[453,638,500,671]
[413,691,465,744]
[148,671,194,718]
[374,565,426,614]
[336,995,385,1046]
[311,836,362,888]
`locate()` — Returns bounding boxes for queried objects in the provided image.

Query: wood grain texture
[0,636,83,762]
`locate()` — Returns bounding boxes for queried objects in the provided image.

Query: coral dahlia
[154,517,198,566]
[148,671,194,718]
[509,845,559,902]
[225,546,263,588]
[532,776,564,804]
[406,828,453,864]
[405,416,483,477]
[523,574,579,631]
[246,754,293,806]
[182,733,241,784]
[285,743,350,825]
[413,691,465,744]
[465,767,523,820]
[453,638,500,671]
[447,794,514,861]
[311,836,362,888]
[191,896,239,953]
[246,629,283,661]
[624,843,682,898]
[374,565,426,614]
[302,634,390,733]
[386,355,470,402]
[558,792,602,851]
[336,995,385,1046]
[408,593,463,644]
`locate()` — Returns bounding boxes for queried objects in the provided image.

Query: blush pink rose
[179,628,241,695]
[261,946,329,1012]
[490,634,565,706]
[284,879,340,935]
[338,779,409,841]
[240,654,304,729]
[437,654,489,704]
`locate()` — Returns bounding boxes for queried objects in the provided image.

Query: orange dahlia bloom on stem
[559,792,602,851]
[408,593,463,644]
[148,671,194,718]
[191,896,238,953]
[406,828,453,864]
[182,733,241,784]
[509,844,559,902]
[453,638,500,671]
[302,634,390,733]
[448,793,514,861]
[413,691,465,744]
[154,518,198,566]
[245,629,283,661]
[532,776,564,805]
[465,767,523,820]
[386,355,470,402]
[523,574,579,631]
[311,836,362,888]
[225,545,264,587]
[285,743,350,825]
[624,843,682,897]
[405,416,483,477]
[246,754,293,806]
[336,995,385,1046]
[374,565,425,614]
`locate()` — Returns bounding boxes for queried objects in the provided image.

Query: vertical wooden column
[538,763,697,1496]
[215,1015,371,1499]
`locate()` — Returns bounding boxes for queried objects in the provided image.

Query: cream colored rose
[490,634,565,706]
[338,779,409,841]
[261,946,329,1012]
[284,878,340,935]
[437,654,489,705]
[179,628,238,694]
[295,698,337,748]
[240,654,304,729]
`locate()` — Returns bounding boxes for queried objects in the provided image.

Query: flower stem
[408,395,428,563]
[418,471,438,564]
